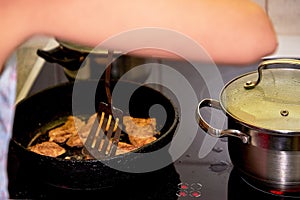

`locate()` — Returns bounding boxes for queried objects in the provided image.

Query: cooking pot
[36,39,152,82]
[196,58,300,193]
[12,80,179,189]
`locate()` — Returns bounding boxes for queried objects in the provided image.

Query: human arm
[0,0,277,71]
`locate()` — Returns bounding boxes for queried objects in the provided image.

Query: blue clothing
[0,55,17,200]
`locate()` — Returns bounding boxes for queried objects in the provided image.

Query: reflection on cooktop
[228,168,300,200]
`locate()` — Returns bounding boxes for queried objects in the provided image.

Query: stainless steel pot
[196,58,300,193]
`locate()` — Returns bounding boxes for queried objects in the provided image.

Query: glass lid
[221,58,300,132]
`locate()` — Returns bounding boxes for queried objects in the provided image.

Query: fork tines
[85,111,122,159]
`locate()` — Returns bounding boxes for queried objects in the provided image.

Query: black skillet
[11,80,179,189]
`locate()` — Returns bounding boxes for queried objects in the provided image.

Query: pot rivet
[244,81,255,89]
[280,110,289,117]
[245,81,252,86]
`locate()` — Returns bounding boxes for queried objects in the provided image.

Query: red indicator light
[178,183,189,190]
[181,185,188,189]
[190,191,201,197]
[270,190,284,196]
[176,190,188,197]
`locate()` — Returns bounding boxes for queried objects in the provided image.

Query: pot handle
[196,98,249,143]
[244,58,300,89]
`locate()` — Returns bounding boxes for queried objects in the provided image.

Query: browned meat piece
[116,142,138,155]
[66,113,98,148]
[66,133,83,148]
[81,148,95,160]
[34,114,158,160]
[65,114,98,148]
[128,135,157,148]
[123,116,158,148]
[49,116,85,143]
[82,141,137,159]
[123,116,157,137]
[29,141,66,157]
[78,113,97,139]
[48,129,72,143]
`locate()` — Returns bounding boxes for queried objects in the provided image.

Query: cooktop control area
[174,138,232,199]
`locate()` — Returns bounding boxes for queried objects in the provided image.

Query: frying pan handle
[244,58,300,89]
[37,46,88,71]
[196,98,249,143]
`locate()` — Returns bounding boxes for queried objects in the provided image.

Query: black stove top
[9,138,298,200]
[9,58,300,199]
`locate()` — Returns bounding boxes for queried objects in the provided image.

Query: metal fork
[84,105,123,159]
[84,50,123,159]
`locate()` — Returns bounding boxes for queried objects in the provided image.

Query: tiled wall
[253,0,300,35]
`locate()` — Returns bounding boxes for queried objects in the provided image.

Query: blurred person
[0,0,277,199]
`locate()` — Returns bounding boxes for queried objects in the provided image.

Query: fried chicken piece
[49,116,85,143]
[29,141,66,157]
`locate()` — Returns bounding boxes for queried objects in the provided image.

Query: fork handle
[105,50,113,106]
